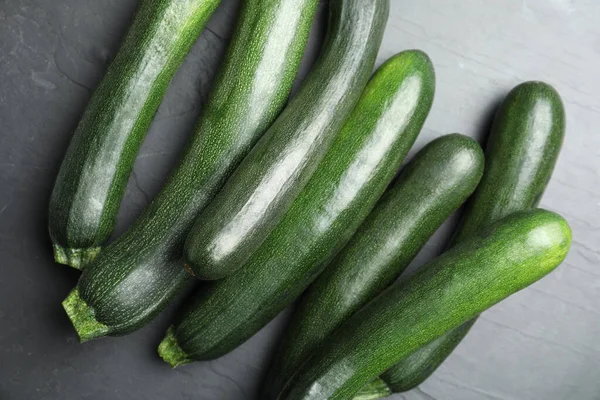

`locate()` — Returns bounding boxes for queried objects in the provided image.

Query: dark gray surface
[0,1,598,400]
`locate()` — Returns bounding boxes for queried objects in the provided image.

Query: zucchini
[262,133,484,399]
[369,80,567,396]
[276,209,572,400]
[62,0,319,341]
[183,0,390,280]
[48,0,221,269]
[158,47,434,366]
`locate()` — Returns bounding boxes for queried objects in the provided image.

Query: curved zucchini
[62,0,319,341]
[371,81,566,396]
[262,133,484,399]
[183,0,392,280]
[276,209,572,400]
[48,0,221,269]
[158,46,434,367]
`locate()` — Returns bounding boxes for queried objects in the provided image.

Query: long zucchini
[158,47,433,367]
[276,209,572,400]
[183,0,391,280]
[370,80,567,396]
[62,0,319,341]
[262,133,484,399]
[48,0,221,269]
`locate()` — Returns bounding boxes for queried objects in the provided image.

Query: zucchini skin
[378,319,475,393]
[183,0,390,280]
[276,209,572,400]
[263,133,484,399]
[375,81,567,394]
[48,0,221,269]
[159,45,434,367]
[63,0,319,341]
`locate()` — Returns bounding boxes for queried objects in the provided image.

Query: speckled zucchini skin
[263,133,484,399]
[378,319,475,393]
[158,45,435,368]
[48,0,221,269]
[276,209,572,400]
[183,0,392,280]
[62,0,319,341]
[373,81,567,395]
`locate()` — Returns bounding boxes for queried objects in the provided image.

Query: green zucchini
[158,47,434,366]
[62,0,319,341]
[182,0,391,280]
[276,209,572,400]
[48,0,221,269]
[262,133,484,399]
[368,80,567,396]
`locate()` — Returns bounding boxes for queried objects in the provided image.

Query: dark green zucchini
[262,133,484,399]
[276,209,572,400]
[48,0,222,269]
[158,46,434,367]
[62,0,319,341]
[369,80,567,396]
[182,0,391,280]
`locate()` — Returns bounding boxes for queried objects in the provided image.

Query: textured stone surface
[0,1,598,399]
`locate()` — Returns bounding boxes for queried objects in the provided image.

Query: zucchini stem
[53,245,101,270]
[62,288,109,343]
[158,326,193,368]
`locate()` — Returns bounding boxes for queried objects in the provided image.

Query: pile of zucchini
[51,0,570,399]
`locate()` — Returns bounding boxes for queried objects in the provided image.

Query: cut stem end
[53,245,101,270]
[158,326,193,368]
[62,287,109,343]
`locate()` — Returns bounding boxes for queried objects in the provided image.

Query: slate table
[1,1,598,399]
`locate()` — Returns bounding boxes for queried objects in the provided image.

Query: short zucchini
[183,0,392,280]
[276,209,572,400]
[48,0,221,269]
[62,0,319,341]
[370,80,567,396]
[158,47,434,367]
[262,133,485,399]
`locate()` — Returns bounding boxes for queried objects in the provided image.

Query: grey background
[0,0,598,399]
